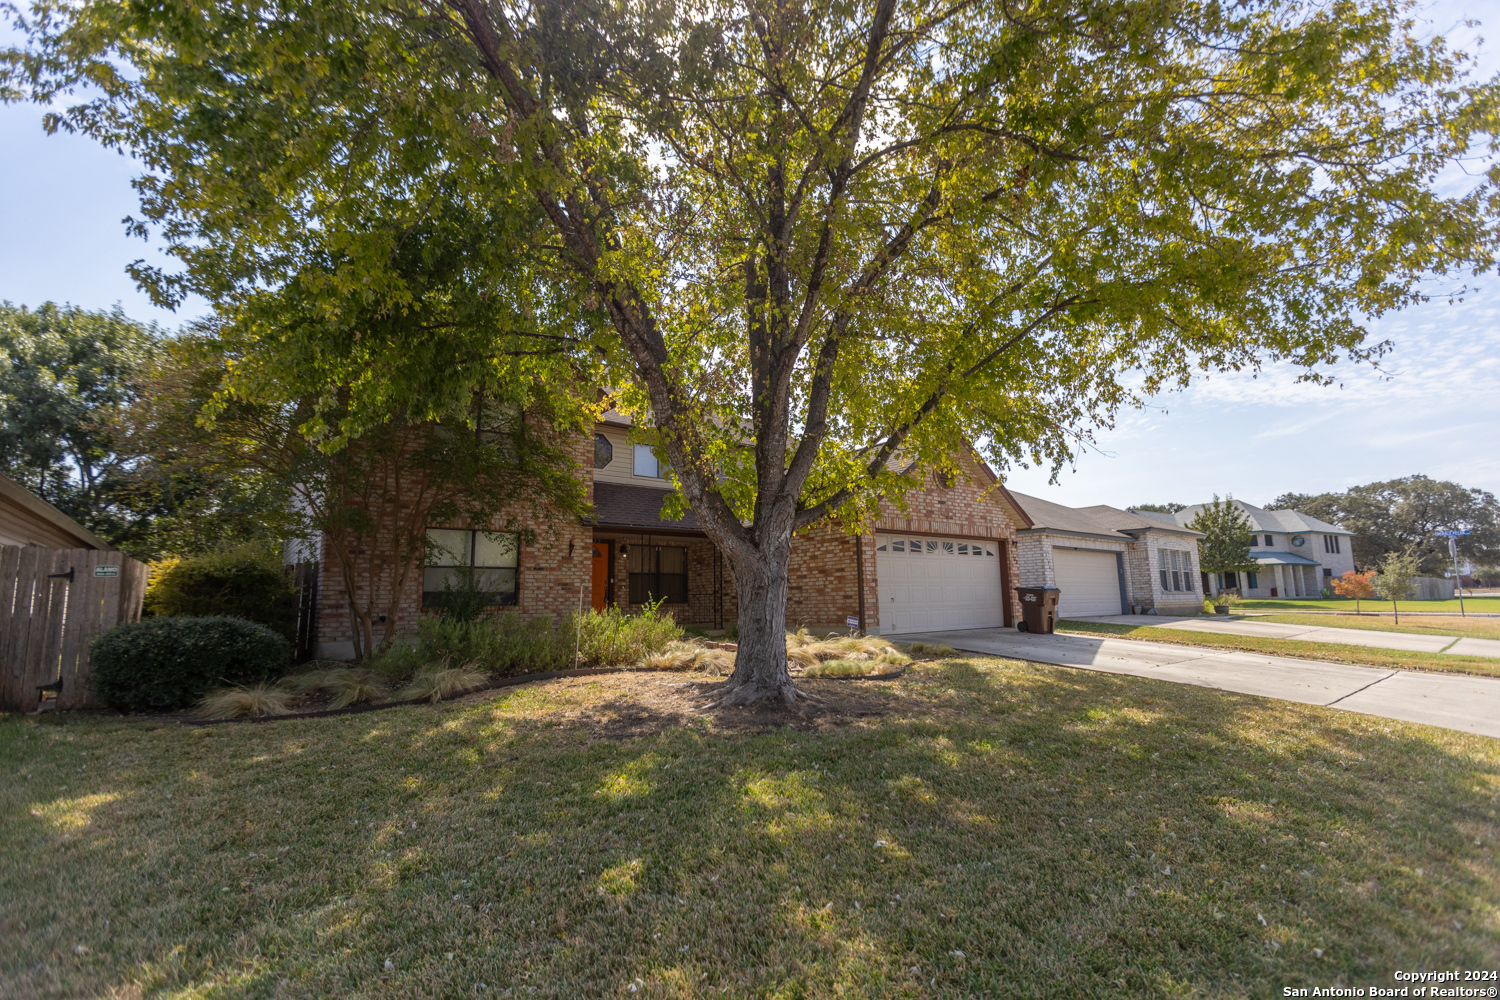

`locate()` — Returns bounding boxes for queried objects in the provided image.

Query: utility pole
[1436,530,1471,616]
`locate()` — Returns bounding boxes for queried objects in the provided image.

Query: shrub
[144,542,299,641]
[576,601,683,666]
[197,683,297,719]
[400,664,490,703]
[90,616,293,713]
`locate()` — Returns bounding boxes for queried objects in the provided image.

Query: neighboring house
[312,414,1033,657]
[0,472,108,550]
[1166,500,1355,598]
[1008,492,1206,616]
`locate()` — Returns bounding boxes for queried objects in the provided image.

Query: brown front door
[591,541,610,610]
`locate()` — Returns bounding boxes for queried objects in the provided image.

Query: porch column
[1275,564,1288,598]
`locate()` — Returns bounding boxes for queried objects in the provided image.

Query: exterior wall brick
[315,432,1025,655]
[315,431,596,659]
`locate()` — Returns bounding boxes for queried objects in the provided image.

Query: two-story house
[1168,500,1355,598]
[311,413,1033,658]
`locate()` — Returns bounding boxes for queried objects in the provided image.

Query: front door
[591,541,610,610]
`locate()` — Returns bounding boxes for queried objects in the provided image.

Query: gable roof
[1008,491,1203,541]
[1169,499,1352,537]
[0,472,110,550]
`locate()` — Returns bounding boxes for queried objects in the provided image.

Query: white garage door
[875,534,1004,634]
[1053,548,1123,617]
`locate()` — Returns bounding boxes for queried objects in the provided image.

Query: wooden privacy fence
[0,546,148,712]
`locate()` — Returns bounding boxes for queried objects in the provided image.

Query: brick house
[311,413,1031,658]
[1008,492,1207,617]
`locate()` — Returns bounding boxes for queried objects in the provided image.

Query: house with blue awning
[1168,500,1356,599]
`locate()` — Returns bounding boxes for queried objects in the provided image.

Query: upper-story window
[1323,535,1341,554]
[633,444,664,479]
[593,433,614,469]
[1263,534,1274,547]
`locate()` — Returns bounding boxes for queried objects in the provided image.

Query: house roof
[589,482,701,532]
[1008,491,1204,542]
[0,472,109,550]
[1169,500,1353,537]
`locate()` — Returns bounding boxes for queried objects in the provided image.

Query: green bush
[366,602,685,681]
[90,616,293,713]
[577,601,683,666]
[145,542,298,641]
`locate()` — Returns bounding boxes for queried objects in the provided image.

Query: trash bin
[1015,586,1060,634]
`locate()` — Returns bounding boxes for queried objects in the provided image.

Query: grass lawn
[1055,619,1500,679]
[1236,598,1500,615]
[1250,614,1500,642]
[4,659,1499,999]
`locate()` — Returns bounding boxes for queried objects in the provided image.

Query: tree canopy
[1189,495,1257,580]
[1272,476,1499,574]
[8,0,1498,701]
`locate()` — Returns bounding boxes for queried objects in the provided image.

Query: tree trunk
[707,533,801,707]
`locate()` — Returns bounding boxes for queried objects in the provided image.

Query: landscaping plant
[1374,550,1422,625]
[89,616,292,712]
[1332,570,1378,614]
[143,541,299,640]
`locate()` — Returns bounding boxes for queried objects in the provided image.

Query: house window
[423,528,519,607]
[1264,534,1274,547]
[1157,549,1193,592]
[633,444,663,479]
[628,545,688,604]
[1323,535,1342,554]
[594,433,614,469]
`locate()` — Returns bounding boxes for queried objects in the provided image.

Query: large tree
[8,0,1498,704]
[1272,476,1500,574]
[0,301,159,537]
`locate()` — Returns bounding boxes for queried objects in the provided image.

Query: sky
[1,6,1497,510]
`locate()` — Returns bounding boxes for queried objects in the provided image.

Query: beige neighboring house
[1009,492,1207,617]
[0,472,108,550]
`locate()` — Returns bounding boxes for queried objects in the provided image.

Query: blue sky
[2,6,1496,508]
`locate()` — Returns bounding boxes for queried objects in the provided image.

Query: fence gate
[0,547,149,712]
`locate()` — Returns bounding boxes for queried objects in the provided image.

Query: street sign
[93,565,120,578]
[1435,530,1471,537]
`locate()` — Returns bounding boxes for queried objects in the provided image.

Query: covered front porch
[1207,552,1324,599]
[587,482,735,633]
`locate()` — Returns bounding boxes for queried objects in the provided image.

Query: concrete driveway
[1076,614,1500,658]
[888,627,1500,740]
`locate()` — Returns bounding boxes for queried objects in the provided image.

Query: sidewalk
[1076,614,1500,659]
[887,627,1500,739]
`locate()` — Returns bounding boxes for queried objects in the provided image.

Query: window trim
[633,443,662,479]
[423,528,520,608]
[628,544,689,604]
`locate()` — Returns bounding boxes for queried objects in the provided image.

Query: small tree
[1331,570,1376,614]
[1373,550,1421,624]
[1189,496,1257,596]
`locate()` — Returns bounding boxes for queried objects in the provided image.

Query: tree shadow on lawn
[2,658,1497,999]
